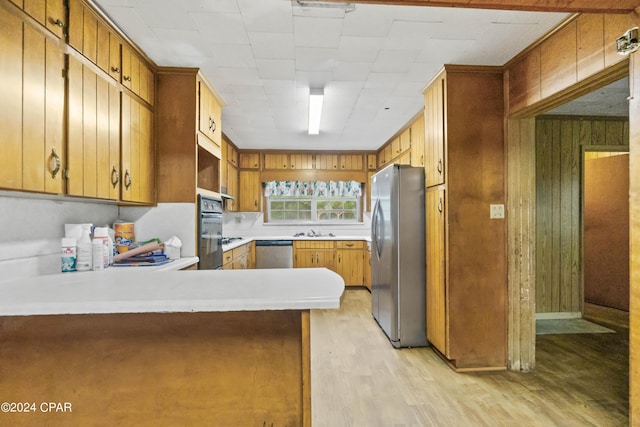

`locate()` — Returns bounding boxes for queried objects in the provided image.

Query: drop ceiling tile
[237,0,293,33]
[249,32,295,60]
[131,1,196,31]
[294,17,343,48]
[295,48,338,72]
[190,12,249,44]
[256,59,296,80]
[332,62,371,82]
[364,72,404,89]
[224,85,267,100]
[383,21,446,50]
[393,81,427,98]
[204,66,261,86]
[372,50,418,73]
[337,36,384,63]
[99,6,156,40]
[183,0,239,13]
[206,44,256,68]
[341,5,394,37]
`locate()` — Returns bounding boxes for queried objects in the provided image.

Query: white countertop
[223,235,370,251]
[0,267,345,316]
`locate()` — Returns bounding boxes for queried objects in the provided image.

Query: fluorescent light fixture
[308,89,324,135]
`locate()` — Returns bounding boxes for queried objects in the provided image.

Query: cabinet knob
[437,198,443,213]
[437,158,443,174]
[111,67,120,74]
[53,19,64,28]
[123,75,131,82]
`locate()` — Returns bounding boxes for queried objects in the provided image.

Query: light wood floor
[311,289,629,427]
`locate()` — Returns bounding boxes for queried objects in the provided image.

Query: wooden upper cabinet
[339,154,363,171]
[96,19,110,72]
[0,13,65,194]
[68,0,83,51]
[239,152,260,169]
[315,154,338,170]
[410,114,425,168]
[198,80,222,147]
[23,0,65,38]
[239,170,261,212]
[391,137,401,157]
[399,128,411,154]
[227,144,238,167]
[121,92,154,204]
[264,153,289,170]
[290,153,313,170]
[423,73,445,188]
[367,154,377,170]
[82,7,97,64]
[108,32,121,81]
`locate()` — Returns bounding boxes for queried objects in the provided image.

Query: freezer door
[371,166,397,342]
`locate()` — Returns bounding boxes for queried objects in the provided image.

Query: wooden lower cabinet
[222,242,254,270]
[294,240,367,286]
[336,241,364,286]
[426,188,447,355]
[294,241,335,270]
[0,310,311,426]
[363,246,371,291]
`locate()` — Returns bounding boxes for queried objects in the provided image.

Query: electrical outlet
[490,204,504,219]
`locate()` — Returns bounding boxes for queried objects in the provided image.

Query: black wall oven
[198,195,223,270]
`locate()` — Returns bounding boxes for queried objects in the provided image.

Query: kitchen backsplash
[223,211,371,237]
[0,193,196,281]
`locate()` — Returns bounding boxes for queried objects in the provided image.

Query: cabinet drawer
[336,241,364,249]
[294,241,335,250]
[232,243,249,259]
[222,250,233,265]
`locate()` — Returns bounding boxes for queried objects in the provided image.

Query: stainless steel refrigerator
[371,164,427,348]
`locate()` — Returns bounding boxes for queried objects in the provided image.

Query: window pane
[271,211,285,220]
[300,200,312,210]
[344,211,355,220]
[300,211,311,220]
[285,201,299,210]
[317,201,329,210]
[285,211,299,220]
[331,201,343,209]
[345,201,356,210]
[271,201,284,210]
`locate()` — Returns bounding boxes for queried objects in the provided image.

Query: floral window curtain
[263,180,362,197]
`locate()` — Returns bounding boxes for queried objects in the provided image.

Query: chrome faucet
[308,229,319,237]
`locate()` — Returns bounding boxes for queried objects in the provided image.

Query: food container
[114,222,135,254]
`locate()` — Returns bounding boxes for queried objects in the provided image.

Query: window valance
[263,180,362,197]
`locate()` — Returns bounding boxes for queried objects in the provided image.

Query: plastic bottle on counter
[92,238,105,271]
[61,238,77,272]
[94,227,112,267]
[76,226,93,271]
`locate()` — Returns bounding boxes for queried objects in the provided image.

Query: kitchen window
[263,180,362,224]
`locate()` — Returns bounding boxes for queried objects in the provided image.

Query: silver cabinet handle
[111,67,120,74]
[437,158,443,174]
[123,75,131,82]
[437,198,443,213]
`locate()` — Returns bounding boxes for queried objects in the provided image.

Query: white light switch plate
[490,204,505,219]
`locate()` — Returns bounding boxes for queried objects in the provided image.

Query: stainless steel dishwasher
[255,240,293,269]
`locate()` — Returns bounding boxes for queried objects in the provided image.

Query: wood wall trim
[340,0,639,13]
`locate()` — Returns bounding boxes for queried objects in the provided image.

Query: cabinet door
[239,153,260,169]
[426,188,447,355]
[337,248,364,286]
[367,154,377,170]
[424,75,445,187]
[198,81,210,137]
[391,136,401,157]
[363,248,371,291]
[121,93,154,204]
[264,153,289,170]
[315,154,338,170]
[397,150,411,165]
[226,163,238,211]
[0,11,23,189]
[399,127,411,155]
[316,249,336,271]
[22,26,64,193]
[209,91,222,146]
[67,0,83,51]
[339,154,363,171]
[239,170,260,212]
[96,19,110,73]
[294,249,315,268]
[411,114,425,168]
[121,44,133,90]
[82,7,97,64]
[290,153,313,170]
[108,32,121,81]
[108,85,121,200]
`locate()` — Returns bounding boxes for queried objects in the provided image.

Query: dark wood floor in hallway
[311,289,629,426]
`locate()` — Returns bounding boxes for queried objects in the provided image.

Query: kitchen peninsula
[0,267,344,426]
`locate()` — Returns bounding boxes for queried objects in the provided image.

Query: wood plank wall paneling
[506,13,635,116]
[535,116,628,314]
[507,118,537,371]
[629,51,640,427]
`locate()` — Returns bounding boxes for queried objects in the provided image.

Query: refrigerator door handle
[372,198,384,259]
